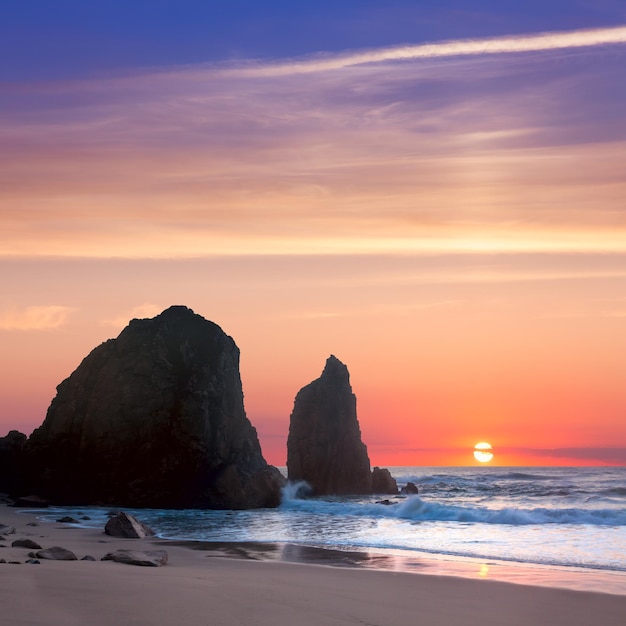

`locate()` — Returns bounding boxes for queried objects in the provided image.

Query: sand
[1,504,625,626]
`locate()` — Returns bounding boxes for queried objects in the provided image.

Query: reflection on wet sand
[158,540,626,594]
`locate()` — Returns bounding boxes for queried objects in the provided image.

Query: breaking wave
[280,492,626,527]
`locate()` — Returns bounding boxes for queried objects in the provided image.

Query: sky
[2,0,626,466]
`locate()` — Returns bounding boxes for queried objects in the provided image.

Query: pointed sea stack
[287,355,372,495]
[24,306,284,509]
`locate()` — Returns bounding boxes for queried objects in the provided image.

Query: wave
[280,494,626,526]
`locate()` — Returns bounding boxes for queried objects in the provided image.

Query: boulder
[11,539,42,549]
[35,546,78,561]
[402,482,419,495]
[56,516,79,524]
[23,306,285,509]
[12,495,49,508]
[105,512,155,538]
[102,549,168,567]
[371,467,399,495]
[0,430,26,494]
[0,524,16,535]
[287,356,372,495]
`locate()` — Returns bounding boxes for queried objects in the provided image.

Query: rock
[0,559,5,563]
[26,522,39,527]
[102,549,168,567]
[0,430,27,494]
[56,516,80,524]
[81,516,91,520]
[12,495,49,508]
[23,306,285,509]
[371,467,399,495]
[402,482,419,495]
[0,524,16,535]
[35,546,78,561]
[11,539,42,549]
[287,355,372,495]
[81,555,96,561]
[104,512,155,539]
[26,559,40,564]
[376,499,394,506]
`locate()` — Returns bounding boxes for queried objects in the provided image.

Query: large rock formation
[287,356,372,495]
[0,430,26,495]
[24,306,284,509]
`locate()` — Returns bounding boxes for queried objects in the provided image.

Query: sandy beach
[1,504,625,626]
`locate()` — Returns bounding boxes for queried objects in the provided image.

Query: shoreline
[9,503,626,595]
[159,538,626,596]
[3,505,626,625]
[14,502,626,595]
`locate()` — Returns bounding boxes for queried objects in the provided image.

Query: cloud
[102,303,163,329]
[223,25,626,76]
[0,305,76,330]
[521,447,626,464]
[1,25,626,259]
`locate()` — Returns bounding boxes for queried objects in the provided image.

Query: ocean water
[30,466,626,592]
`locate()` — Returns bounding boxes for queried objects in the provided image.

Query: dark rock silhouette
[287,355,372,495]
[24,306,284,509]
[401,482,419,495]
[11,495,49,508]
[371,467,398,495]
[0,430,26,495]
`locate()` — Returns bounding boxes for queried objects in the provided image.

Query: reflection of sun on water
[478,564,489,578]
[474,442,494,463]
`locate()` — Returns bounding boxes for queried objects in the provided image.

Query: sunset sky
[2,1,626,466]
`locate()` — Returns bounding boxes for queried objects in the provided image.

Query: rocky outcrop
[23,306,284,509]
[371,467,398,495]
[0,430,26,495]
[287,356,372,495]
[11,495,49,508]
[105,512,155,539]
[402,482,419,495]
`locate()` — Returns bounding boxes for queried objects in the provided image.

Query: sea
[27,466,626,594]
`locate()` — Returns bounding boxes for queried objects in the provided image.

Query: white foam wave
[281,480,313,501]
[280,495,626,526]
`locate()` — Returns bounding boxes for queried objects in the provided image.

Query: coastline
[2,504,626,626]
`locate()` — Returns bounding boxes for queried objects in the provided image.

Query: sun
[473,442,494,463]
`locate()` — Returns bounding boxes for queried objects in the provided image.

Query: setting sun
[474,442,494,463]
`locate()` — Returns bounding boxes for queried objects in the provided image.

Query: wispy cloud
[0,305,76,330]
[1,25,625,259]
[521,447,626,464]
[225,25,626,76]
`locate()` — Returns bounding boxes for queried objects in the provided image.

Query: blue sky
[3,0,626,80]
